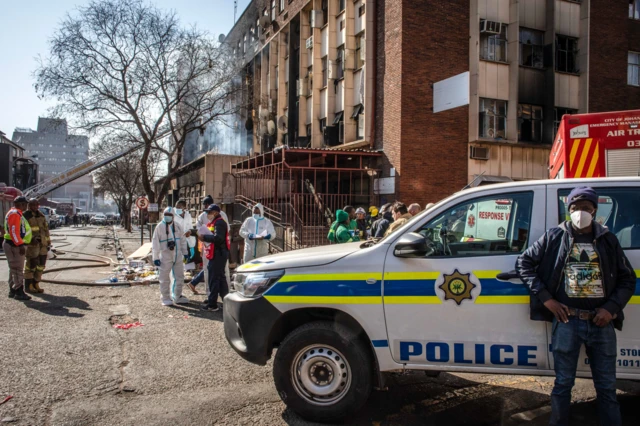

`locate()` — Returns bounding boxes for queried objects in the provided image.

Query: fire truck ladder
[23,144,144,200]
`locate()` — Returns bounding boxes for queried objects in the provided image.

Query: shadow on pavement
[280,373,640,426]
[24,292,92,318]
[168,302,224,322]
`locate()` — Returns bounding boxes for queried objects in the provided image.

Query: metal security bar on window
[520,28,544,69]
[556,35,579,74]
[479,98,507,139]
[628,52,640,86]
[480,21,507,62]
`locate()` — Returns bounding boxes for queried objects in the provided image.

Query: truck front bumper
[223,292,282,366]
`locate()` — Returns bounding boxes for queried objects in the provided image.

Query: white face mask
[570,210,593,230]
[253,214,261,219]
[207,214,215,222]
[164,216,173,223]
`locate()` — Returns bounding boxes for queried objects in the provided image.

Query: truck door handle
[496,270,519,281]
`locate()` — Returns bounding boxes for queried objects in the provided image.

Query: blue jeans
[550,317,620,426]
[190,270,204,286]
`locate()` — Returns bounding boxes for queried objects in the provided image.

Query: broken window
[518,104,544,144]
[520,28,544,69]
[556,35,579,74]
[479,98,507,139]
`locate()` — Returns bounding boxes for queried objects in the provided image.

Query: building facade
[377,0,640,207]
[13,118,93,207]
[0,130,38,190]
[225,0,374,155]
[225,0,640,209]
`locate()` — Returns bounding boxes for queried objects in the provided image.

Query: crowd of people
[328,201,432,244]
[150,196,276,313]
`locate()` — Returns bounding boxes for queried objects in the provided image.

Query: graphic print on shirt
[564,243,604,298]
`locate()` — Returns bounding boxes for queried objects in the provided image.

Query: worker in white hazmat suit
[239,203,276,264]
[152,207,189,306]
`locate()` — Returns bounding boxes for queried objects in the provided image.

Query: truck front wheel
[273,321,373,422]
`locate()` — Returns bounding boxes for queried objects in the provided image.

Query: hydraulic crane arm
[23,144,144,200]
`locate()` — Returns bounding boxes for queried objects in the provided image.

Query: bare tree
[92,135,161,232]
[35,0,242,205]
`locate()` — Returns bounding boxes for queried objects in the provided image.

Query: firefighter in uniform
[23,198,50,293]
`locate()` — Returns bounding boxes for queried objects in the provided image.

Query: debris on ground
[110,313,144,329]
[95,263,159,283]
[113,322,144,330]
[0,396,13,406]
[1,417,17,423]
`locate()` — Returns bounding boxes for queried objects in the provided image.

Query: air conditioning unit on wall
[470,146,490,161]
[480,20,502,35]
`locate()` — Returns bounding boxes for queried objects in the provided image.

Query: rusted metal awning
[232,147,382,175]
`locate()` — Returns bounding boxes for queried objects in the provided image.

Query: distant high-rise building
[12,118,93,208]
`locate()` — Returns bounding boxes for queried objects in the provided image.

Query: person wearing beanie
[517,186,635,425]
[191,196,230,295]
[327,210,357,244]
[198,204,230,311]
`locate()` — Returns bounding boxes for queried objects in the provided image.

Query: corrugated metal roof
[272,146,382,155]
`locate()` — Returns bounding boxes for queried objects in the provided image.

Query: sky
[0,0,251,138]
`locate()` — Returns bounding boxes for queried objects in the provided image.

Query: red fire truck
[549,109,640,179]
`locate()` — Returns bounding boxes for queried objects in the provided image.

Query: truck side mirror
[393,232,428,258]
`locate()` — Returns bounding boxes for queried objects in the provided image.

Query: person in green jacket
[327,210,359,244]
[343,205,358,231]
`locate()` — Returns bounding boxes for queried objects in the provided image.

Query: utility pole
[234,0,237,23]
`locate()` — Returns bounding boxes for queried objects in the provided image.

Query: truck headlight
[234,270,285,298]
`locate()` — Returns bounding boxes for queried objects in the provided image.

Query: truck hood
[236,242,361,272]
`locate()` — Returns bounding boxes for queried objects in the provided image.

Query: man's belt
[567,308,596,320]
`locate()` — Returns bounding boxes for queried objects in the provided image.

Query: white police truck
[223,178,640,421]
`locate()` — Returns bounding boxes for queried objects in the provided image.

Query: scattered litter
[1,417,17,423]
[167,315,174,318]
[112,322,144,330]
[109,313,139,328]
[0,396,12,406]
[129,260,145,269]
[183,315,189,319]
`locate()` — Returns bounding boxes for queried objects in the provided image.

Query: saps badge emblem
[439,270,475,305]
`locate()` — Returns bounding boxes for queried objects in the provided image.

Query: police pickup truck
[223,178,640,421]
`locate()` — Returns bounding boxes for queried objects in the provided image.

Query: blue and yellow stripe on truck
[262,270,640,305]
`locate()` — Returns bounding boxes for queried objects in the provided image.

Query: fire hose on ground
[1,228,189,288]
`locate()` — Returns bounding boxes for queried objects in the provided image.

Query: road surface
[1,226,638,425]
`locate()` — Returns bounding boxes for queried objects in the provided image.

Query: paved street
[1,227,639,425]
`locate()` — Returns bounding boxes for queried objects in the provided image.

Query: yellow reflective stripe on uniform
[629,296,640,305]
[278,273,383,283]
[265,296,382,304]
[383,296,441,304]
[31,226,40,232]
